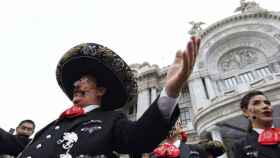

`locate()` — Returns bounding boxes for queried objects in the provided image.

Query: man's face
[16,122,34,137]
[243,95,273,128]
[72,76,106,107]
[175,120,182,135]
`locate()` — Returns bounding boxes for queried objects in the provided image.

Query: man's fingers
[187,41,194,72]
[181,42,191,76]
[193,38,201,67]
[191,36,197,54]
[196,38,201,53]
[191,37,200,68]
[174,50,182,64]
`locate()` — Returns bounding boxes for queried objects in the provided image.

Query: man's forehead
[20,122,34,128]
[74,79,88,88]
[74,75,95,86]
[250,95,267,101]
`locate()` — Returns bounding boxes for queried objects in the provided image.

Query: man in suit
[0,120,35,157]
[0,37,200,158]
[233,90,280,158]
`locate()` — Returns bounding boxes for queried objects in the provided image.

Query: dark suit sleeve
[187,144,209,158]
[0,128,28,156]
[113,96,180,154]
[232,141,245,158]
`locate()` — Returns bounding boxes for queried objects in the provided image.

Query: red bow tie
[153,143,180,158]
[180,131,188,142]
[59,105,85,119]
[258,128,280,145]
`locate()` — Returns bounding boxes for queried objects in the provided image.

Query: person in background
[15,120,35,138]
[0,119,35,158]
[233,90,280,158]
[151,120,225,158]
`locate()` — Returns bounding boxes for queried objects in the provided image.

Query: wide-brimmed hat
[56,43,138,110]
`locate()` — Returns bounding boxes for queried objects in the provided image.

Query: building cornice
[200,12,280,40]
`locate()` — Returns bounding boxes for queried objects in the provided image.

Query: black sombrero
[56,43,138,110]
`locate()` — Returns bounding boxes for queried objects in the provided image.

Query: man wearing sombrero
[0,37,200,158]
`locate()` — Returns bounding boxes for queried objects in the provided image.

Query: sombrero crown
[56,43,138,110]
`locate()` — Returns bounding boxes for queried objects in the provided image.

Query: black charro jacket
[0,128,30,156]
[1,97,179,158]
[233,130,280,158]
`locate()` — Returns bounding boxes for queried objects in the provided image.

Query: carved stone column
[151,87,157,102]
[204,76,216,100]
[136,87,157,119]
[271,61,280,73]
[188,77,208,111]
[137,90,150,119]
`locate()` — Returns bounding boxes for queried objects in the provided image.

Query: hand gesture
[165,37,200,98]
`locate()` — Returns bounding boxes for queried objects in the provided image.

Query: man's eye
[264,100,271,105]
[252,101,260,105]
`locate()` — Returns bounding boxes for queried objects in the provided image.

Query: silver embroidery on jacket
[57,132,78,158]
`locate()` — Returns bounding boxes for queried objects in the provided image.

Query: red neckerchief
[59,105,85,119]
[153,143,180,158]
[180,132,188,142]
[258,128,280,145]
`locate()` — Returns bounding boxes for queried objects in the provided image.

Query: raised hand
[165,37,200,98]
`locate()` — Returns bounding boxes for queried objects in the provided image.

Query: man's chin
[262,117,273,125]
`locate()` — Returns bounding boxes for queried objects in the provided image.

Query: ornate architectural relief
[219,48,258,72]
[188,21,205,36]
[234,0,266,13]
[273,33,280,41]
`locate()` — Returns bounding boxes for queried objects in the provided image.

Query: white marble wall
[136,87,157,119]
[189,78,208,111]
[136,90,150,119]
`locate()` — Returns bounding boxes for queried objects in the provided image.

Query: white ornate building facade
[121,1,280,158]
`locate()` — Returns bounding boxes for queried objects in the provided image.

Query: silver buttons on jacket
[36,144,42,149]
[55,126,60,130]
[46,134,52,139]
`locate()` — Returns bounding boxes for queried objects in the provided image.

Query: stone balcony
[193,79,280,135]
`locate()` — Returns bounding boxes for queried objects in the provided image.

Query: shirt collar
[173,140,181,148]
[253,125,274,134]
[83,104,100,113]
[253,128,264,134]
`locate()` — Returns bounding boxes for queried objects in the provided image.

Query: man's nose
[23,129,30,134]
[262,102,271,109]
[73,96,81,104]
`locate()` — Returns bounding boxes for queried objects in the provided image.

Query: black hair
[240,90,265,109]
[240,90,266,132]
[17,119,35,130]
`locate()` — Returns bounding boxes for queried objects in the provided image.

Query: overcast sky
[0,0,278,133]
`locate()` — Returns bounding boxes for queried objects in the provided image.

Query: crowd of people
[0,36,279,158]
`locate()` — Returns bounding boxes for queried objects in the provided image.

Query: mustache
[73,100,80,104]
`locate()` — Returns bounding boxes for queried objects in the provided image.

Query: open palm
[165,37,200,98]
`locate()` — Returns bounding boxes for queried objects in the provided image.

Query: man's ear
[241,107,250,118]
[15,127,19,133]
